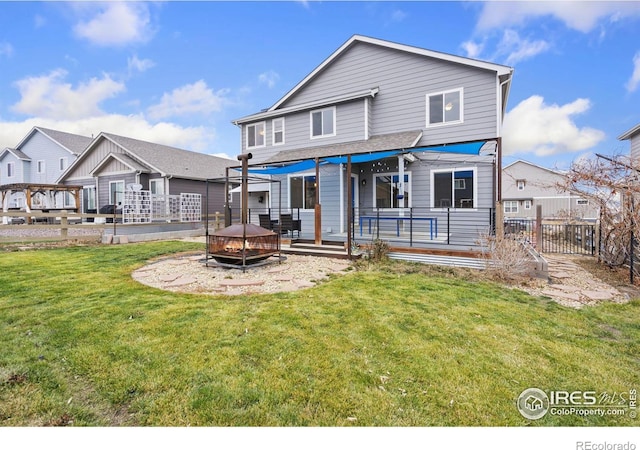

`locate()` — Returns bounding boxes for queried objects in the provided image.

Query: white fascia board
[619,123,640,141]
[233,87,379,125]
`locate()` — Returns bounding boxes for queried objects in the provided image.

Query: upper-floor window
[517,180,525,190]
[6,162,14,178]
[272,118,285,145]
[577,199,589,205]
[290,174,317,209]
[431,168,476,208]
[310,107,335,138]
[504,201,519,213]
[524,200,532,210]
[374,173,411,208]
[246,122,266,148]
[427,88,463,126]
[37,160,45,174]
[59,157,68,171]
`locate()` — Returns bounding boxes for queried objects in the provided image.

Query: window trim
[517,180,525,191]
[272,117,285,146]
[37,160,46,174]
[6,162,15,178]
[430,167,477,210]
[426,87,463,127]
[288,172,318,210]
[310,106,336,139]
[149,178,165,195]
[373,171,412,209]
[59,157,68,172]
[524,200,532,210]
[109,180,125,206]
[504,200,519,214]
[246,121,266,149]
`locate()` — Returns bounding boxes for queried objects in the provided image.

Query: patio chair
[259,214,278,231]
[280,214,301,237]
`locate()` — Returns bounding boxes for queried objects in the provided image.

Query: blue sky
[1,1,640,171]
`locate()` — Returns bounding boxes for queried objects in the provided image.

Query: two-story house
[503,160,599,221]
[231,35,513,251]
[0,126,92,209]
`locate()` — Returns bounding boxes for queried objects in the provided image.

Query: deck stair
[282,239,350,259]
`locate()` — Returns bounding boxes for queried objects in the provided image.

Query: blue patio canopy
[245,141,487,175]
[246,159,320,175]
[407,141,485,155]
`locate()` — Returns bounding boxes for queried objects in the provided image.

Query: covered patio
[225,133,502,259]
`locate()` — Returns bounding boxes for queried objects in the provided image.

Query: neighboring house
[58,132,234,220]
[619,123,640,163]
[0,126,92,208]
[231,35,514,250]
[502,160,598,221]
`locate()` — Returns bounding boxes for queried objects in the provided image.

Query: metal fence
[503,218,596,256]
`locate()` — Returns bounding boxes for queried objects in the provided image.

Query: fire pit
[207,223,279,266]
[206,152,283,270]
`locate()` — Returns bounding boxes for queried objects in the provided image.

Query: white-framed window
[426,88,463,126]
[289,173,317,209]
[6,162,14,178]
[272,117,284,145]
[504,201,519,213]
[150,178,165,195]
[431,167,476,209]
[82,186,96,212]
[517,180,525,191]
[577,199,589,205]
[37,160,45,174]
[59,157,68,172]
[524,200,532,210]
[63,192,74,208]
[310,106,335,138]
[246,122,266,148]
[374,172,411,208]
[109,180,124,205]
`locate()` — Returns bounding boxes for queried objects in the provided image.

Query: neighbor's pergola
[0,183,82,215]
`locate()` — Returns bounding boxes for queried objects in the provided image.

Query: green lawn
[0,241,638,426]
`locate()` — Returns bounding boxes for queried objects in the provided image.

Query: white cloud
[0,42,14,58]
[11,69,125,120]
[147,80,229,120]
[625,51,640,93]
[497,29,550,65]
[476,2,640,33]
[258,70,280,89]
[390,9,407,23]
[72,2,154,47]
[503,95,605,156]
[128,55,155,75]
[0,115,219,155]
[461,40,484,59]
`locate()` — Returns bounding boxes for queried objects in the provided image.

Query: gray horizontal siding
[242,41,501,160]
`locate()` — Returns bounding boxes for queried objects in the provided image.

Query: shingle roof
[100,133,235,179]
[0,147,30,161]
[261,130,423,164]
[35,127,93,155]
[618,123,640,141]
